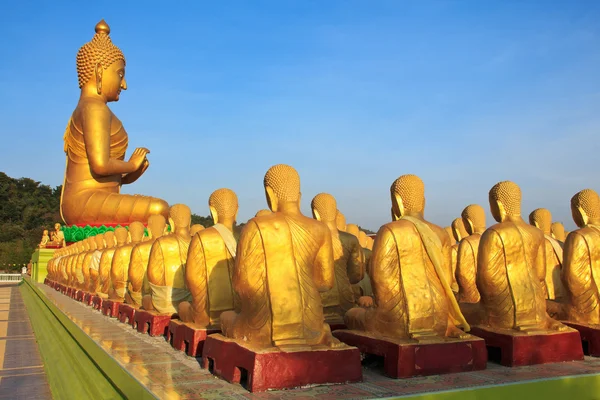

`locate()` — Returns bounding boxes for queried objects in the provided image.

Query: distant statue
[39,230,50,248]
[336,210,347,232]
[456,205,486,303]
[60,20,168,225]
[551,222,567,243]
[49,223,66,248]
[529,208,565,300]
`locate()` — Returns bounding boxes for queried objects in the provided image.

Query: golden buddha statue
[126,214,167,306]
[143,204,193,314]
[74,239,91,289]
[60,20,169,226]
[444,226,454,243]
[39,230,50,248]
[94,230,119,297]
[179,189,240,327]
[255,209,271,217]
[108,222,145,301]
[529,208,565,300]
[450,217,469,292]
[190,224,205,236]
[477,181,565,332]
[49,223,66,248]
[346,224,373,297]
[551,222,567,243]
[80,237,98,291]
[311,193,364,325]
[221,164,343,349]
[68,241,85,287]
[562,189,600,325]
[88,233,107,292]
[336,210,347,232]
[456,205,486,303]
[345,174,469,340]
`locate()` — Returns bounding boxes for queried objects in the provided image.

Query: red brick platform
[92,295,103,311]
[334,330,487,378]
[470,326,584,367]
[117,303,137,326]
[562,322,600,357]
[133,309,173,336]
[101,300,121,318]
[167,320,219,357]
[202,334,362,392]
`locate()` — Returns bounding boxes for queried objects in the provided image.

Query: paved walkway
[0,283,52,399]
[36,282,600,399]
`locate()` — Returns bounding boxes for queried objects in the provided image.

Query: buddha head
[346,224,360,238]
[190,224,205,236]
[77,20,126,102]
[358,231,369,248]
[391,175,425,219]
[366,236,374,250]
[444,226,454,241]
[551,222,567,242]
[54,223,61,231]
[461,204,486,235]
[168,204,192,234]
[336,210,347,231]
[264,164,301,212]
[489,181,521,222]
[147,214,167,240]
[104,230,116,248]
[311,193,337,224]
[255,209,271,217]
[114,227,129,246]
[94,233,106,249]
[571,189,600,228]
[529,208,552,235]
[451,218,468,242]
[42,230,49,237]
[129,222,146,244]
[209,188,239,226]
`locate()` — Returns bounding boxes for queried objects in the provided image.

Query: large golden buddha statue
[179,189,240,327]
[109,222,145,301]
[551,222,568,243]
[60,20,168,226]
[529,208,565,300]
[143,204,193,315]
[221,164,343,349]
[477,181,565,332]
[562,189,600,325]
[456,205,486,303]
[311,193,364,325]
[126,215,167,306]
[345,175,469,340]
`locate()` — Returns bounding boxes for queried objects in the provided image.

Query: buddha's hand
[128,147,150,171]
[357,296,374,308]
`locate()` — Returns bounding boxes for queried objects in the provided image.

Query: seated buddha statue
[477,181,566,332]
[311,193,364,325]
[450,218,469,292]
[143,204,193,314]
[529,208,565,300]
[346,224,373,297]
[74,239,92,289]
[108,222,145,301]
[456,205,486,303]
[125,214,167,306]
[94,230,119,297]
[39,230,50,248]
[336,210,347,232]
[79,237,98,290]
[444,226,454,242]
[255,209,271,217]
[49,223,66,248]
[68,242,85,287]
[221,164,343,349]
[346,174,469,340]
[87,233,107,292]
[562,189,600,325]
[60,20,169,226]
[551,222,568,244]
[179,189,240,327]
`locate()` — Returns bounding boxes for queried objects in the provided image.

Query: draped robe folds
[81,251,95,289]
[88,250,102,292]
[127,241,154,306]
[97,249,117,297]
[457,234,481,303]
[75,252,87,286]
[110,244,135,299]
[147,235,192,314]
[226,214,334,347]
[563,226,600,325]
[185,225,238,327]
[477,222,547,330]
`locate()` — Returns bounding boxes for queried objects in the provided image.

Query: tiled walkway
[0,283,52,399]
[36,282,600,399]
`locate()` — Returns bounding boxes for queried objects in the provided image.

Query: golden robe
[543,234,565,300]
[127,240,155,306]
[97,248,117,297]
[457,233,482,303]
[110,243,135,300]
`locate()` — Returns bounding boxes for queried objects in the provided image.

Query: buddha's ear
[465,218,475,235]
[168,218,175,234]
[265,186,277,212]
[127,231,132,243]
[577,206,589,226]
[95,63,103,95]
[147,228,153,240]
[497,201,507,222]
[210,206,219,225]
[393,193,404,220]
[313,209,322,221]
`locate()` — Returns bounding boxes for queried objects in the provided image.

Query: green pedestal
[31,248,55,283]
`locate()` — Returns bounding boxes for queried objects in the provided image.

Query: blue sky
[2,1,600,231]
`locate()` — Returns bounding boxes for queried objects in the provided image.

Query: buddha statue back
[109,221,145,301]
[529,208,565,300]
[456,204,486,303]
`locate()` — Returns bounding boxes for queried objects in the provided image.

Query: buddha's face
[55,223,61,230]
[102,60,127,102]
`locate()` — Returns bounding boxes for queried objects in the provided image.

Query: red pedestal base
[202,334,362,392]
[167,321,219,357]
[562,322,600,357]
[92,295,103,311]
[118,304,137,326]
[76,290,86,302]
[333,330,486,378]
[83,293,93,306]
[470,326,584,367]
[328,323,347,331]
[133,310,173,336]
[101,300,121,318]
